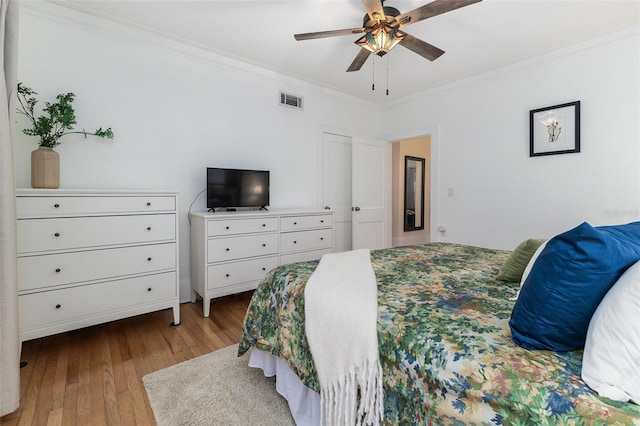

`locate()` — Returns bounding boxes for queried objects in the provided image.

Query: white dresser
[190,209,334,317]
[16,189,180,341]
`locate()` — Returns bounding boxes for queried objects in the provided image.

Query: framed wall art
[529,101,580,157]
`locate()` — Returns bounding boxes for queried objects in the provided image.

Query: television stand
[190,209,335,317]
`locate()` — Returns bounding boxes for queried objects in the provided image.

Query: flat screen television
[206,167,270,210]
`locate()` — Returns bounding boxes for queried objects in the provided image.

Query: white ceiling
[58,0,640,102]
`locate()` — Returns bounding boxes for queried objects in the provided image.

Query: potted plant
[16,82,114,189]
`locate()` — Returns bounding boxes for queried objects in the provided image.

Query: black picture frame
[404,156,425,232]
[529,101,580,157]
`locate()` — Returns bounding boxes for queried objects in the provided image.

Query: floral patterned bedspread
[238,243,640,425]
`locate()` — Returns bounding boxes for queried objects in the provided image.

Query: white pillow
[510,240,548,301]
[581,259,640,403]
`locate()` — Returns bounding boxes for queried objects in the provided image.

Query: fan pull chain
[386,55,389,96]
[372,56,375,91]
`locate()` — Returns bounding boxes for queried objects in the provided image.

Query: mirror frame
[404,155,425,232]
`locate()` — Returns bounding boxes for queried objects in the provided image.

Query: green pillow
[495,239,546,282]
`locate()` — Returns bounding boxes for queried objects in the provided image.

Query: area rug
[143,344,295,425]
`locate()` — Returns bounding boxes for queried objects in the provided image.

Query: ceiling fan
[294,0,482,72]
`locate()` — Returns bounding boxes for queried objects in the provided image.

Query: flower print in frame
[530,101,580,156]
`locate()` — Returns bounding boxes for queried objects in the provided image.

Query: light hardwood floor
[0,292,253,426]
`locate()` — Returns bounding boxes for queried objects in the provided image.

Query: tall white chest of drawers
[16,189,180,341]
[190,209,334,317]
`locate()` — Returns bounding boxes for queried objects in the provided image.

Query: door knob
[324,206,331,210]
[354,206,361,211]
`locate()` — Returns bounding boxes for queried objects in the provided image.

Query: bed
[238,243,640,425]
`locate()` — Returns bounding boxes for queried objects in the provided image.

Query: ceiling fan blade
[400,34,445,61]
[398,0,482,27]
[361,0,385,21]
[294,27,366,41]
[347,48,371,72]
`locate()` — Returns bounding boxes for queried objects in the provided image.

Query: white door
[352,136,388,250]
[321,133,389,252]
[322,133,352,253]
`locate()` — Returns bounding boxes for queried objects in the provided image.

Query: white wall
[15,3,640,298]
[381,27,640,250]
[15,3,378,301]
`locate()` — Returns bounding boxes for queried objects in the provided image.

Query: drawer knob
[320,237,324,240]
[147,257,152,261]
[147,287,152,292]
[54,232,60,237]
[225,274,230,277]
[293,222,297,225]
[262,267,266,271]
[293,241,297,244]
[262,243,266,247]
[146,202,151,206]
[226,226,230,230]
[226,248,230,252]
[55,304,61,309]
[54,203,60,208]
[320,220,324,223]
[147,227,151,231]
[55,268,61,273]
[262,224,266,227]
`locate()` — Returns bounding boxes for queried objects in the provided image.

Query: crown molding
[21,0,378,109]
[19,2,639,113]
[384,24,640,108]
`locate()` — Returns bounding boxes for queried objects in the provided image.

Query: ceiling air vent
[279,91,303,110]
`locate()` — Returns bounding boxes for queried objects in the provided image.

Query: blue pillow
[509,221,640,351]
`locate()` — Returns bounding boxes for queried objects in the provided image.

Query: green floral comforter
[238,243,640,425]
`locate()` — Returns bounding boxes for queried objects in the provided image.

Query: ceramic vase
[31,146,60,189]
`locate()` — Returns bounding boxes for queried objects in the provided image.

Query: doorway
[391,136,431,247]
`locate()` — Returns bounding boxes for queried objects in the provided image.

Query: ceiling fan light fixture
[355,24,406,57]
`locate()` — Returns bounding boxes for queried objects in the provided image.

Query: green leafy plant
[16,82,114,148]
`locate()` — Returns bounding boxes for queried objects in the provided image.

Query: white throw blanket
[304,249,383,426]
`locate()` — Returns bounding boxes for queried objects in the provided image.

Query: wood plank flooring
[0,292,253,425]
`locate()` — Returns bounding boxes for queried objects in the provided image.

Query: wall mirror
[404,156,425,232]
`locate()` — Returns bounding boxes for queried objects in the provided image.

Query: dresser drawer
[280,214,333,232]
[207,217,279,236]
[17,214,176,253]
[19,271,177,330]
[18,243,176,292]
[16,195,176,217]
[280,229,333,253]
[207,233,279,263]
[207,256,278,290]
